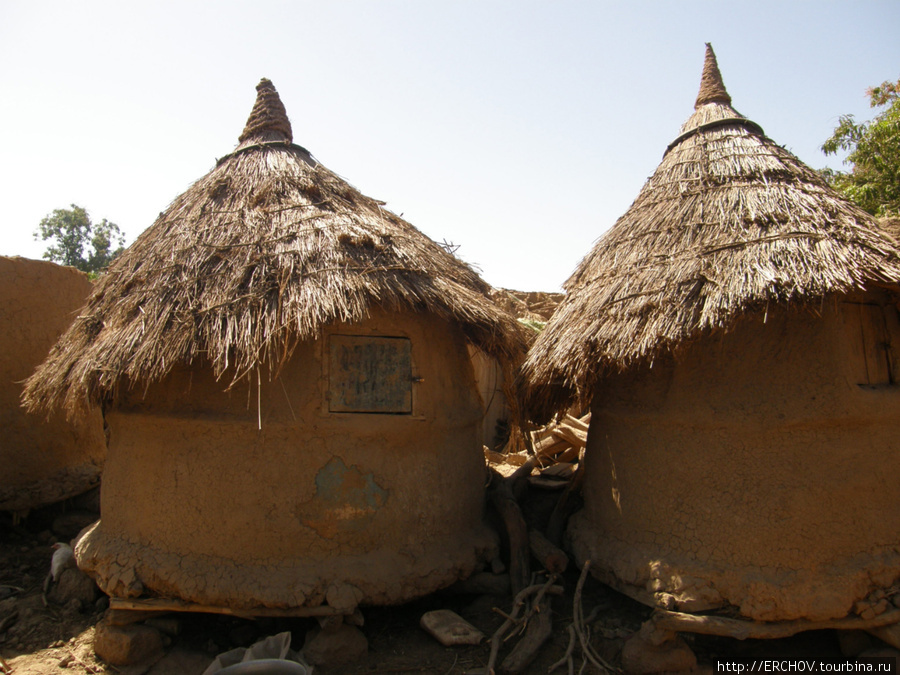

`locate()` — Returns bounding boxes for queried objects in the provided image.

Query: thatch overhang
[521,44,900,421]
[25,79,527,416]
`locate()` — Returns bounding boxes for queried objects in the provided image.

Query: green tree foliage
[34,204,126,274]
[822,78,900,217]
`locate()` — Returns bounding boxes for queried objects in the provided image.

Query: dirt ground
[0,495,873,675]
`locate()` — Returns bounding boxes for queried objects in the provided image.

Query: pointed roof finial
[695,43,732,108]
[238,78,293,145]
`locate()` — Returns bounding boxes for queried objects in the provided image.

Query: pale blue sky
[1,1,897,291]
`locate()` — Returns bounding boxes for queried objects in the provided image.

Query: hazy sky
[1,1,897,291]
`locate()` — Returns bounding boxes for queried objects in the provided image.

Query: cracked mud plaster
[571,297,900,622]
[76,518,498,610]
[0,257,106,511]
[79,309,499,608]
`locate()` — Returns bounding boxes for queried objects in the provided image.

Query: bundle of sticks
[473,412,601,674]
[486,412,590,488]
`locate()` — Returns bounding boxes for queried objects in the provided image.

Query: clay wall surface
[468,345,509,450]
[0,257,106,511]
[569,292,900,622]
[76,308,496,609]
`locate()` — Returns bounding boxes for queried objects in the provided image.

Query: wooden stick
[551,425,587,448]
[65,647,101,674]
[651,607,900,640]
[537,438,571,459]
[500,594,553,674]
[522,427,539,457]
[486,450,529,467]
[108,597,342,619]
[471,580,564,675]
[488,468,532,596]
[509,456,538,499]
[549,624,576,675]
[546,462,585,546]
[573,561,617,674]
[552,447,581,465]
[564,414,590,433]
[528,529,569,574]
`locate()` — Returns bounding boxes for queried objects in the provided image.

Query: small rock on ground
[93,619,166,666]
[303,623,367,668]
[47,566,98,608]
[621,630,697,673]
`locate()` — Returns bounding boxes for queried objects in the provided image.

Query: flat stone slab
[420,609,484,646]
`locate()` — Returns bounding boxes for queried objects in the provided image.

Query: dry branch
[487,412,590,485]
[528,529,569,574]
[564,413,591,432]
[546,461,585,546]
[551,425,587,448]
[572,561,618,674]
[471,577,564,675]
[500,593,553,674]
[64,648,101,674]
[651,606,900,640]
[108,597,342,618]
[549,624,577,675]
[488,468,531,596]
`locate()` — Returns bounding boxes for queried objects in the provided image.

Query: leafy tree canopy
[34,204,126,274]
[821,78,900,217]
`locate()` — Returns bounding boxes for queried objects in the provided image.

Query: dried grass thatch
[25,79,527,417]
[880,216,900,244]
[521,44,900,421]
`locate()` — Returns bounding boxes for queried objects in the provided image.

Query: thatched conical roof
[25,79,526,415]
[521,44,900,421]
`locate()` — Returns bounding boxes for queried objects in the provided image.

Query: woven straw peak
[238,78,293,145]
[695,43,732,108]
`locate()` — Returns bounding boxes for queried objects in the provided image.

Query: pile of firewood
[489,289,564,323]
[475,413,593,674]
[485,412,590,488]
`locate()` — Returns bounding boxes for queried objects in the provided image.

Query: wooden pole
[651,607,900,640]
[108,597,342,620]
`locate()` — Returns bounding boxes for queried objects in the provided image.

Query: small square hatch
[329,336,413,413]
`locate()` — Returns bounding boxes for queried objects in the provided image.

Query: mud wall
[468,345,509,451]
[569,292,900,622]
[0,257,106,511]
[77,308,497,609]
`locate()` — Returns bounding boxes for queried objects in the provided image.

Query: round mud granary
[1,256,106,512]
[521,45,900,623]
[24,79,526,612]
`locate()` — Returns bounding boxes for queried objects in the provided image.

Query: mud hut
[1,257,106,512]
[521,46,900,624]
[25,79,526,614]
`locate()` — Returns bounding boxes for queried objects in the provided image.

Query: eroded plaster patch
[298,457,389,538]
